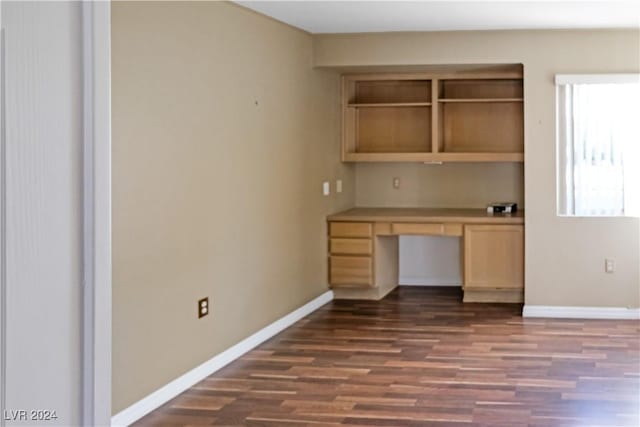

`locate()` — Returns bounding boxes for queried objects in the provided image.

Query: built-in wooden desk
[327,208,524,303]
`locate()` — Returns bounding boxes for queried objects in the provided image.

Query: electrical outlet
[392,177,401,189]
[198,297,209,318]
[605,259,614,273]
[336,179,343,193]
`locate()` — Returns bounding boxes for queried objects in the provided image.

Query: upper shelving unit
[341,65,524,163]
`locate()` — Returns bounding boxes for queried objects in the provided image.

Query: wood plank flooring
[133,287,640,426]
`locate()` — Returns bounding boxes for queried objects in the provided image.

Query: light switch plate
[336,179,343,193]
[323,181,330,196]
[605,259,614,273]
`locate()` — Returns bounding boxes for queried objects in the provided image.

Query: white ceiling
[236,1,640,34]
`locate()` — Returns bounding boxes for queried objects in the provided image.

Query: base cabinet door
[463,225,524,290]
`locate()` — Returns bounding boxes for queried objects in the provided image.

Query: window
[556,74,640,217]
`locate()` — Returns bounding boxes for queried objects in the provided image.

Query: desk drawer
[330,238,373,255]
[391,222,444,235]
[330,256,373,286]
[329,222,372,238]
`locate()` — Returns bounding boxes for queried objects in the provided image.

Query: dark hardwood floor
[134,287,640,426]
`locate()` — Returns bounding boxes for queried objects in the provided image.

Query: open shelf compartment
[351,79,432,104]
[439,102,524,153]
[439,79,523,100]
[355,106,432,153]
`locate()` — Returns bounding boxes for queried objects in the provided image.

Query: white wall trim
[111,290,334,427]
[399,277,461,287]
[523,305,640,320]
[0,24,6,427]
[555,73,640,85]
[81,1,111,426]
[81,2,96,424]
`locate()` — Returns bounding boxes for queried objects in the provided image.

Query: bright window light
[556,75,640,217]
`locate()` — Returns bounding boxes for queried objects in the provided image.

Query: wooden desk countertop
[327,207,524,224]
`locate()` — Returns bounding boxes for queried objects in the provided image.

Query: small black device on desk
[487,202,517,214]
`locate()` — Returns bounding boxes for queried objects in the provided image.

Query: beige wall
[315,29,640,308]
[113,6,640,413]
[355,163,524,208]
[112,2,354,412]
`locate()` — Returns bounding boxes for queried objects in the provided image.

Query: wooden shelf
[342,152,524,163]
[348,102,432,107]
[438,98,523,103]
[327,207,524,224]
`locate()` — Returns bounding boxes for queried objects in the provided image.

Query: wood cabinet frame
[341,67,524,163]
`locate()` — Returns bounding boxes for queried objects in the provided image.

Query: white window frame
[555,73,640,218]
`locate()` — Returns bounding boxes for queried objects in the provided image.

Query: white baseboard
[399,277,461,287]
[523,305,640,320]
[111,290,334,426]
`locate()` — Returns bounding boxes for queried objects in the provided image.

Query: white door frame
[81,1,112,426]
[0,12,7,427]
[0,2,111,424]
